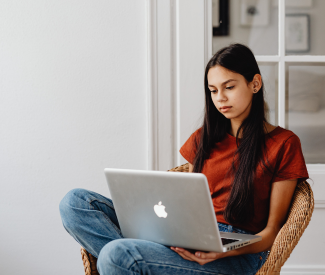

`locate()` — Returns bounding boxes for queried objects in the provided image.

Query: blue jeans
[59,188,267,275]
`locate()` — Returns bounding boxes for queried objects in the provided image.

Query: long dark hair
[193,43,269,225]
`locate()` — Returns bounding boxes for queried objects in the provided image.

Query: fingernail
[196,252,201,257]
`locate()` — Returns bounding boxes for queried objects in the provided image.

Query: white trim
[171,0,178,171]
[255,56,280,62]
[281,265,325,274]
[175,0,181,166]
[204,0,213,65]
[278,0,286,128]
[278,0,285,60]
[284,56,325,62]
[306,164,325,208]
[154,0,177,171]
[147,0,158,170]
[175,0,206,166]
[278,61,286,127]
[255,55,325,62]
[147,0,207,170]
[315,200,325,209]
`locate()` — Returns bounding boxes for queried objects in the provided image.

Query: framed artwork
[213,0,229,36]
[240,0,270,27]
[285,14,310,53]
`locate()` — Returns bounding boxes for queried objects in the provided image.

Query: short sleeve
[273,135,309,183]
[179,128,201,164]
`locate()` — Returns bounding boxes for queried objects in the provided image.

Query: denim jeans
[59,188,267,275]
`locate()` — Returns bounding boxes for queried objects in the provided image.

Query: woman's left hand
[170,247,225,265]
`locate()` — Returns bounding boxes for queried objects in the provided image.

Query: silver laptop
[104,168,261,253]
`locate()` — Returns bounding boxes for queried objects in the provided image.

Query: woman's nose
[216,91,227,102]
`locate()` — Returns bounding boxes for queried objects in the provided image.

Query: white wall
[0,1,147,274]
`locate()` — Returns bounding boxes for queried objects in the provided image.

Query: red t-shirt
[179,126,309,233]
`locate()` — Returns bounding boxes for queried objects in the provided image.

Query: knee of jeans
[59,188,89,224]
[97,239,139,271]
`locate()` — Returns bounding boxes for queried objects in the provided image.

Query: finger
[197,252,220,260]
[194,251,212,259]
[180,254,194,261]
[170,248,193,261]
[176,251,194,261]
[176,248,202,261]
[179,252,214,266]
[175,248,197,259]
[173,248,218,261]
[173,248,213,265]
[171,247,186,254]
[179,252,209,266]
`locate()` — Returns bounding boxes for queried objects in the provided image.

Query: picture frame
[285,14,310,53]
[213,0,229,36]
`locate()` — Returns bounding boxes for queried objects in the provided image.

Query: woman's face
[207,65,260,122]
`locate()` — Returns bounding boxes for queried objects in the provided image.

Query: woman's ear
[252,74,262,93]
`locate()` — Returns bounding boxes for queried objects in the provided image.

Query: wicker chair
[80,163,314,275]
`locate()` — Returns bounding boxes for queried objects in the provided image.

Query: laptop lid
[104,168,224,252]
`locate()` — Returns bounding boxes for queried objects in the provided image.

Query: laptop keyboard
[221,238,239,245]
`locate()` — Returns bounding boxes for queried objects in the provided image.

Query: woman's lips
[220,106,232,113]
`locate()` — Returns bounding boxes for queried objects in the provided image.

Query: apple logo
[154,201,168,218]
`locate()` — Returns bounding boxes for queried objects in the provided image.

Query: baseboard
[281,265,325,275]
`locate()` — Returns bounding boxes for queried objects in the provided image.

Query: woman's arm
[171,178,298,265]
[188,163,194,173]
[224,178,298,256]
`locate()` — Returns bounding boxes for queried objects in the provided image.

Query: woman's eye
[226,86,234,90]
[211,90,217,93]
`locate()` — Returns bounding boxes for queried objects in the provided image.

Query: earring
[254,89,257,93]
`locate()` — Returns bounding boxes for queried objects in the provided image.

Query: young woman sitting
[59,43,308,275]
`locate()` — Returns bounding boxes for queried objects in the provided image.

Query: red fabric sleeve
[179,128,201,164]
[273,134,309,183]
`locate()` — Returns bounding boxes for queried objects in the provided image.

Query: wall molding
[281,265,325,274]
[146,0,158,170]
[307,164,325,208]
[204,0,213,65]
[147,0,179,171]
[315,200,325,209]
[147,0,209,171]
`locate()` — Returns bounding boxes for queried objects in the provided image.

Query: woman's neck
[229,119,242,138]
[229,121,277,138]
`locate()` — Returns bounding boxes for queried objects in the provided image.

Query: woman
[60,43,308,275]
